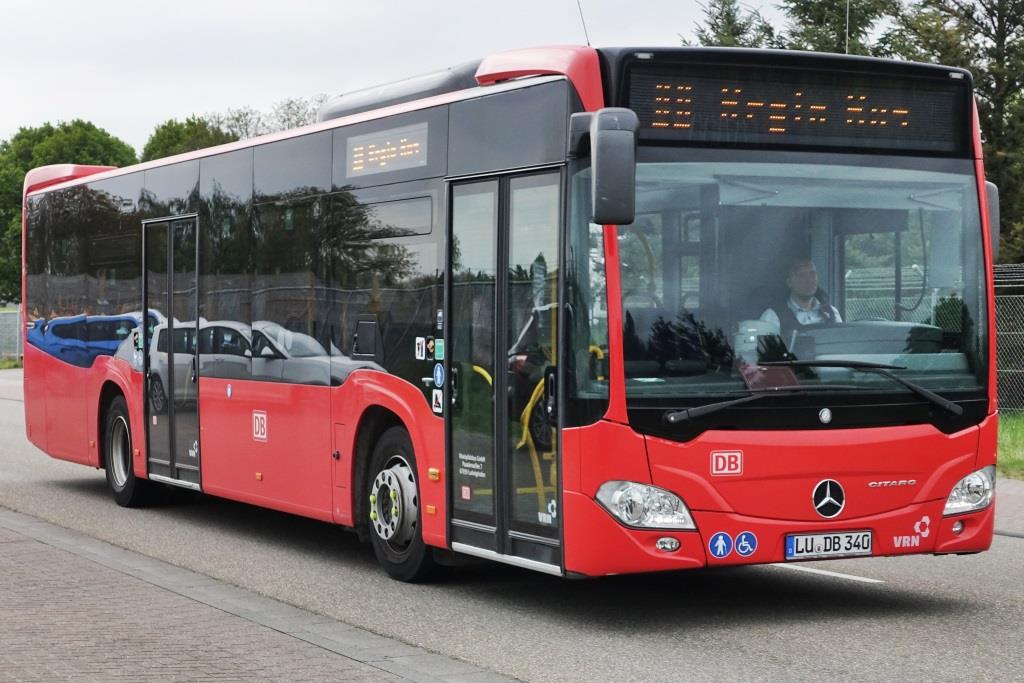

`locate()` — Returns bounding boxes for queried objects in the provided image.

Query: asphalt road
[1,369,1022,681]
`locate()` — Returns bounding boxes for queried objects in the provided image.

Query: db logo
[252,411,268,442]
[711,450,743,476]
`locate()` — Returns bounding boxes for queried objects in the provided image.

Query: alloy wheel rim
[369,454,418,552]
[110,415,131,489]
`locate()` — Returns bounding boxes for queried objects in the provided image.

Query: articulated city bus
[22,46,998,581]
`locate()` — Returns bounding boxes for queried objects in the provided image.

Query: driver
[760,256,841,335]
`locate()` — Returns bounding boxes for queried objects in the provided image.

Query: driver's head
[785,257,819,300]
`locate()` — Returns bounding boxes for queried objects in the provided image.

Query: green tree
[205,95,330,140]
[206,106,267,139]
[688,0,778,47]
[140,115,237,162]
[875,4,975,67]
[0,120,136,302]
[268,95,329,132]
[780,0,897,55]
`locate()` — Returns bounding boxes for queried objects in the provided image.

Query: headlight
[595,481,696,529]
[943,466,995,516]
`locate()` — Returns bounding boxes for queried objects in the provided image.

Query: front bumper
[563,491,995,577]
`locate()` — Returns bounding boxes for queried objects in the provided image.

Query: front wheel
[365,426,440,582]
[104,395,153,507]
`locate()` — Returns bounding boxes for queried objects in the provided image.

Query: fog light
[656,537,680,552]
[952,521,964,535]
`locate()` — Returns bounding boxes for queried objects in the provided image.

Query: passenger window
[252,197,330,385]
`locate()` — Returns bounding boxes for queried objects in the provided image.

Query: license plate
[785,530,872,560]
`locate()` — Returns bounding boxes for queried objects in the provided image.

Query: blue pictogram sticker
[735,531,757,557]
[708,531,733,559]
[433,363,445,388]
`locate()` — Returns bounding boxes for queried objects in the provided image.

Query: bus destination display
[346,122,429,178]
[628,66,966,154]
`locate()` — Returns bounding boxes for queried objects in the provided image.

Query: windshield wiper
[758,359,963,416]
[663,384,863,424]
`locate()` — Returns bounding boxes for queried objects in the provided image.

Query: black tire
[104,395,153,507]
[365,426,440,582]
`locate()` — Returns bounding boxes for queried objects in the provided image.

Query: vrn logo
[893,535,920,548]
[893,515,930,549]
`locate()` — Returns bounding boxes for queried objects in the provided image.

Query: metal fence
[0,310,21,359]
[996,264,1024,412]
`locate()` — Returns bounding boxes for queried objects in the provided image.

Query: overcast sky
[1,0,784,155]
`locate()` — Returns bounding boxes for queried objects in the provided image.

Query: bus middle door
[143,216,201,490]
[447,171,562,574]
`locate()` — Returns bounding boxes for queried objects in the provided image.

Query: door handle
[544,366,557,420]
[190,356,197,383]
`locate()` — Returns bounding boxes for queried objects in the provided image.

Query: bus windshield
[571,151,987,405]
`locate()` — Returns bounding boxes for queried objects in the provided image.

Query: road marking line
[771,563,884,584]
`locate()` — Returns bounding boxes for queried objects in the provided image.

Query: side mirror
[591,108,639,225]
[570,108,639,225]
[986,181,1000,263]
[260,346,276,358]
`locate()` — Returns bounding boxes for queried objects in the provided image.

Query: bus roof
[23,164,117,197]
[318,46,604,121]
[24,45,604,199]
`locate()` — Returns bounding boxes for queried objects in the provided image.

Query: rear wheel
[104,395,153,507]
[365,426,439,582]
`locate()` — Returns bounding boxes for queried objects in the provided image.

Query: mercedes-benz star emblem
[813,479,845,518]
[818,408,832,424]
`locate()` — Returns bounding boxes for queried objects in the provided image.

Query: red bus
[22,46,999,581]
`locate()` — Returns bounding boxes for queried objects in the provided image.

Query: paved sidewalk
[0,508,510,683]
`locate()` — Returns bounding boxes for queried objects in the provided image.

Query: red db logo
[252,411,268,442]
[711,450,743,476]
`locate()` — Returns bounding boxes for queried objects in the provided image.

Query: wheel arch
[97,380,127,470]
[350,405,405,537]
[336,371,446,547]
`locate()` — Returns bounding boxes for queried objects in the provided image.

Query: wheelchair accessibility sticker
[735,531,757,557]
[709,532,733,559]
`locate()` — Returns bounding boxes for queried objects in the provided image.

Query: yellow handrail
[471,364,493,386]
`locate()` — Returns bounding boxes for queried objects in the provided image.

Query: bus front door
[448,172,562,574]
[143,216,201,490]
